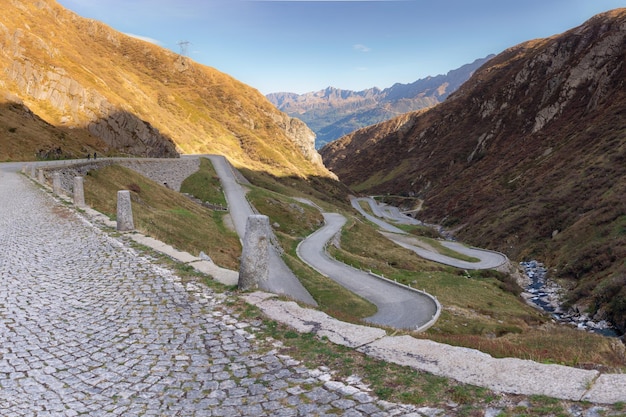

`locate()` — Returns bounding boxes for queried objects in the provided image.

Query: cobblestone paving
[0,171,429,416]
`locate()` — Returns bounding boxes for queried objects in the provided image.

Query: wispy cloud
[353,44,371,53]
[125,33,162,45]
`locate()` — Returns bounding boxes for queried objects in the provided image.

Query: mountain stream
[520,260,620,337]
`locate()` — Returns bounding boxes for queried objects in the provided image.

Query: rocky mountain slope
[321,9,626,333]
[267,56,493,148]
[0,0,329,179]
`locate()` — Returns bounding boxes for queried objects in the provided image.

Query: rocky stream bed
[520,260,621,338]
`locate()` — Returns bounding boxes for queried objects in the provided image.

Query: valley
[2,0,626,412]
[21,155,624,369]
[8,153,624,406]
[321,8,626,337]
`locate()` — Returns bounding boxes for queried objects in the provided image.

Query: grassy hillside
[1,0,330,179]
[83,164,240,270]
[321,9,626,334]
[0,100,110,161]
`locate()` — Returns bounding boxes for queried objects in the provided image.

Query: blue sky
[56,0,625,94]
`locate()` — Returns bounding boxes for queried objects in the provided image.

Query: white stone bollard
[238,215,270,291]
[52,172,62,195]
[116,190,134,231]
[30,165,36,178]
[73,176,86,208]
[37,169,45,184]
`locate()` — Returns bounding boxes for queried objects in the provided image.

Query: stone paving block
[582,374,626,403]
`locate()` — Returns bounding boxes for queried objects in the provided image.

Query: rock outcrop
[267,111,325,168]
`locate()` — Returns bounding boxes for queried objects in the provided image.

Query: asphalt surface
[351,196,508,270]
[205,155,317,306]
[297,213,439,330]
[202,160,439,330]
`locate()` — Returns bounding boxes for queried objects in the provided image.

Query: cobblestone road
[0,170,426,416]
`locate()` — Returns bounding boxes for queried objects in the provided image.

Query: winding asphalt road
[203,156,439,330]
[351,196,508,270]
[297,213,439,330]
[204,155,317,306]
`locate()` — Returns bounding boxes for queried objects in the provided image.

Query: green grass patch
[328,216,626,369]
[414,236,481,263]
[246,185,324,238]
[180,157,227,206]
[245,186,378,321]
[84,164,240,270]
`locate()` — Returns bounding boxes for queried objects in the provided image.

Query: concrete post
[73,176,86,208]
[52,172,62,195]
[30,165,36,178]
[238,215,270,291]
[116,190,134,231]
[37,169,45,184]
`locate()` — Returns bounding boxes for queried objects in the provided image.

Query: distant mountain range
[267,55,494,148]
[321,9,626,334]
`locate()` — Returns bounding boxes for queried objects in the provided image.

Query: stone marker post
[52,172,62,195]
[37,169,45,184]
[73,176,86,208]
[238,215,270,291]
[116,190,134,231]
[30,165,36,178]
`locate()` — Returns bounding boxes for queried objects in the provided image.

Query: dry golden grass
[2,0,332,179]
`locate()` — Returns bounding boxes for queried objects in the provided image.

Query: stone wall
[39,157,201,194]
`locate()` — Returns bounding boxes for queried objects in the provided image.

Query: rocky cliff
[1,13,178,158]
[321,9,626,333]
[0,0,329,179]
[267,56,493,148]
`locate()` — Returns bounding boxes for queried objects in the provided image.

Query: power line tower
[177,40,190,57]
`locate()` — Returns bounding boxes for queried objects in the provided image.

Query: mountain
[0,0,330,179]
[267,56,494,148]
[321,9,626,333]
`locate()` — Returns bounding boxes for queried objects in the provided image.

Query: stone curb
[243,292,626,404]
[365,270,442,332]
[242,292,387,349]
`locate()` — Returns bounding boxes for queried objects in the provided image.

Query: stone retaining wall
[29,157,201,194]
